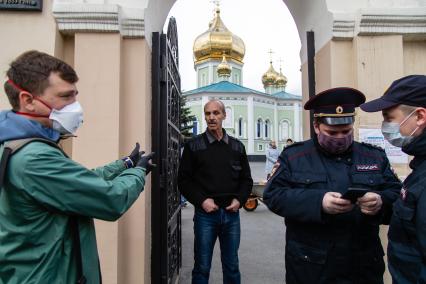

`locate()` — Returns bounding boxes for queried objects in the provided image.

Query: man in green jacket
[0,50,154,283]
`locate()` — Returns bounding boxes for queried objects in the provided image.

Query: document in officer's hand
[341,188,368,203]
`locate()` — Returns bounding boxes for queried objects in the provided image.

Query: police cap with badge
[304,87,366,125]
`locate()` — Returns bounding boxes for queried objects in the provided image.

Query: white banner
[358,128,408,164]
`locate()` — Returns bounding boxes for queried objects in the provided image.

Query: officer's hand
[226,198,240,212]
[357,192,382,215]
[135,152,156,174]
[202,198,219,213]
[322,192,354,214]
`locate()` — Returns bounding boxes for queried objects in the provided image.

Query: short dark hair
[286,138,293,142]
[4,50,78,110]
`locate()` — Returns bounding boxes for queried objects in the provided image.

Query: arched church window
[257,118,263,138]
[265,119,270,139]
[281,120,290,140]
[238,118,243,137]
[192,119,198,136]
[223,106,233,128]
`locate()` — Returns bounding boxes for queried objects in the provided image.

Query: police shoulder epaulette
[283,141,304,151]
[360,142,385,152]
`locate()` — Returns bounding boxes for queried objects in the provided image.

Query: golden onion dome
[262,62,279,87]
[217,54,232,77]
[193,8,245,64]
[276,68,288,87]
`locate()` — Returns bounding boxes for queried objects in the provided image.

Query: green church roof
[183,81,265,96]
[273,91,302,101]
[183,81,302,101]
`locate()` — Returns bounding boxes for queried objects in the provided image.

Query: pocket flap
[393,202,415,221]
[352,173,384,186]
[290,172,326,185]
[287,240,327,264]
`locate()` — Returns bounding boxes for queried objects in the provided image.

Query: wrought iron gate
[151,17,182,284]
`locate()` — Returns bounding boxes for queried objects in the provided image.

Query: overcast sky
[165,0,302,95]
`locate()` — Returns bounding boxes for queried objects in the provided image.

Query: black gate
[151,17,182,284]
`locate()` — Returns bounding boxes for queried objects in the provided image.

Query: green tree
[180,95,195,138]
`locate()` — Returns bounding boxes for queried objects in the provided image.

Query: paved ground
[180,162,286,284]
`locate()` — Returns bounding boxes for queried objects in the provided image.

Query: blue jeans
[192,207,241,284]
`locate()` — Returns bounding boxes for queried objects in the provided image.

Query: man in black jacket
[263,88,401,284]
[178,99,253,284]
[361,75,426,283]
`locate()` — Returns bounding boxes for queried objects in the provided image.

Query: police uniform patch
[356,164,380,171]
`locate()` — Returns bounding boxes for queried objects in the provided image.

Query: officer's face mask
[318,131,354,154]
[381,109,418,148]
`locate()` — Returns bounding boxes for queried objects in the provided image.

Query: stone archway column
[53,2,152,283]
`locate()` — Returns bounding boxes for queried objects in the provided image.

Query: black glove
[129,142,142,164]
[122,143,143,168]
[136,152,156,174]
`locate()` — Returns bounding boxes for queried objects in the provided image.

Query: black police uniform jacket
[263,138,401,284]
[388,130,426,284]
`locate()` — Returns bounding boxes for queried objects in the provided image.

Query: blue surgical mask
[381,109,419,147]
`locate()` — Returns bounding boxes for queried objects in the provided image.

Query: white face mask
[381,109,418,147]
[50,101,84,134]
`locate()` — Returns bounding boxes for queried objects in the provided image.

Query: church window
[238,118,243,137]
[281,120,290,140]
[192,119,198,136]
[224,107,233,128]
[265,119,270,139]
[257,118,263,138]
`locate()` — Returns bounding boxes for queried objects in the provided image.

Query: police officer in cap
[361,75,426,283]
[264,87,401,284]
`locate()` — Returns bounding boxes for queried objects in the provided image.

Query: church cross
[268,49,274,63]
[210,0,221,9]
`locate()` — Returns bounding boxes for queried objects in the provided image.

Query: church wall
[277,109,295,141]
[253,107,275,140]
[198,67,209,87]
[0,0,60,110]
[233,105,248,139]
[404,40,426,75]
[330,41,354,88]
[117,38,152,284]
[188,104,203,134]
[314,41,332,93]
